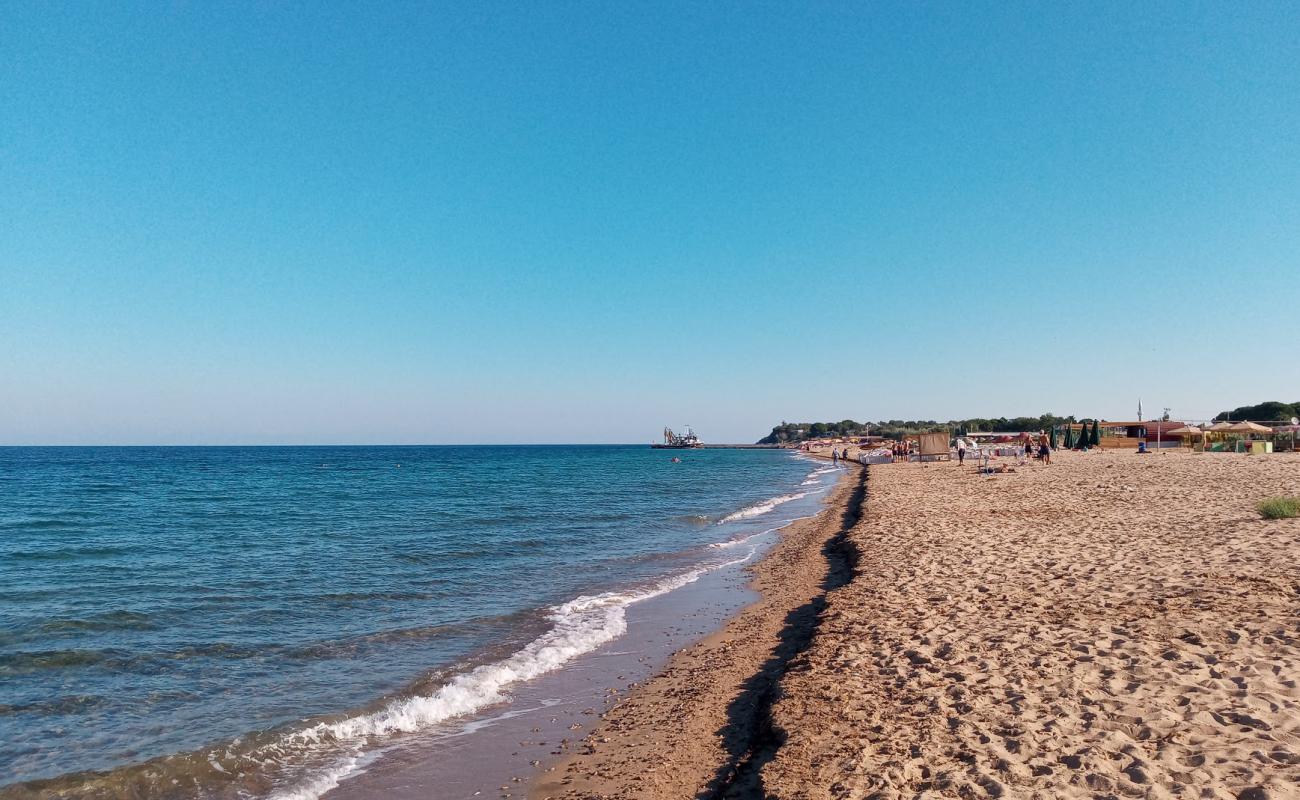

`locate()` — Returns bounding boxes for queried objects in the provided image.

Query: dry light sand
[533,449,1300,800]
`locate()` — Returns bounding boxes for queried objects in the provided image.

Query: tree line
[1213,401,1300,422]
[757,414,1082,444]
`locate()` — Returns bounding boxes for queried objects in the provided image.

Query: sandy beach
[532,449,1300,799]
[531,465,867,799]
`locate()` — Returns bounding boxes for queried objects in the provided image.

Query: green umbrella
[1049,425,1058,449]
[1065,425,1076,448]
[1090,419,1101,446]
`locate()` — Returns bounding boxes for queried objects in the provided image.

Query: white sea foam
[717,492,809,524]
[268,755,369,800]
[270,554,752,799]
[711,524,788,549]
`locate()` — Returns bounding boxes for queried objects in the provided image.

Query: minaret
[1137,399,1143,422]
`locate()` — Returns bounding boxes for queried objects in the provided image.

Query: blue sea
[0,446,836,798]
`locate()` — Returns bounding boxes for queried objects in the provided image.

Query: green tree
[1214,401,1298,422]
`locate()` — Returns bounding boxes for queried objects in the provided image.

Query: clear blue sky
[2,2,1297,444]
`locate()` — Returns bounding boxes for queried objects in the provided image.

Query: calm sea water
[0,446,834,798]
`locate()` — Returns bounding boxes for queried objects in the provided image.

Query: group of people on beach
[956,432,1052,466]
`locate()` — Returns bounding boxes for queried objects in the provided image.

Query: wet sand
[532,450,1300,799]
[531,466,865,799]
[323,550,761,799]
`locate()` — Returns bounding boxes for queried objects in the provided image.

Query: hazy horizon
[3,3,1297,446]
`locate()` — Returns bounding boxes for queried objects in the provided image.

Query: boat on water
[651,426,704,449]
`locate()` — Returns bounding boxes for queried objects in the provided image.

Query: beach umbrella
[1223,421,1271,434]
[1049,426,1058,449]
[1090,419,1101,447]
[1167,425,1203,449]
[1202,420,1234,451]
[1064,425,1075,448]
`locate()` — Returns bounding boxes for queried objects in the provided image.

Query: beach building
[1064,420,1188,449]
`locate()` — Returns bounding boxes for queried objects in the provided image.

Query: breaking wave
[717,492,809,524]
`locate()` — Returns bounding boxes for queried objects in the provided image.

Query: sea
[0,445,838,799]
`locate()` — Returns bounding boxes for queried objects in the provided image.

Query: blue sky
[2,2,1297,444]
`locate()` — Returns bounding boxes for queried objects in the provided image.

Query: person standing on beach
[1038,431,1052,465]
[958,442,966,465]
[832,448,839,465]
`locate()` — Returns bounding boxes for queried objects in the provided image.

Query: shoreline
[530,463,866,799]
[529,449,1300,799]
[315,457,843,799]
[1,448,834,800]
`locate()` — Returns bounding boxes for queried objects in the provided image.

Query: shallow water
[0,446,835,797]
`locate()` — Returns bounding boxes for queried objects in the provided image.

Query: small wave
[710,532,761,549]
[717,492,809,524]
[0,694,105,717]
[267,555,752,798]
[0,649,116,673]
[38,610,156,634]
[3,544,134,560]
[317,591,438,603]
[82,482,129,493]
[268,753,375,800]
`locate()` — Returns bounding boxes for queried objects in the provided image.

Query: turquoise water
[0,446,834,798]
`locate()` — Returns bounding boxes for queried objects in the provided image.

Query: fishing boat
[651,426,704,448]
